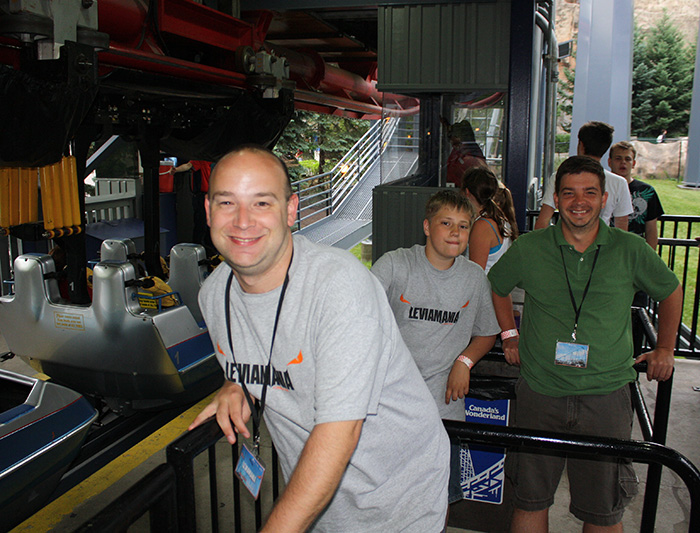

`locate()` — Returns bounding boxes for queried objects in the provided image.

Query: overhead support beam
[570,0,634,153]
[505,0,535,231]
[138,131,164,279]
[684,20,700,188]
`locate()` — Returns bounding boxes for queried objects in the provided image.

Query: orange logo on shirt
[400,294,411,304]
[217,342,226,355]
[461,300,470,308]
[288,351,303,365]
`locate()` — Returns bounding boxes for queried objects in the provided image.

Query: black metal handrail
[443,420,700,533]
[657,235,700,356]
[74,463,178,532]
[76,416,700,533]
[166,419,282,533]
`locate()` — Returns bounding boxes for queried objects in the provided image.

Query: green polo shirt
[488,220,679,397]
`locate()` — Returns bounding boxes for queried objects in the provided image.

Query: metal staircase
[295,115,419,249]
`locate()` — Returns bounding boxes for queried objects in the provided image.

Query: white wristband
[457,355,474,369]
[500,329,519,341]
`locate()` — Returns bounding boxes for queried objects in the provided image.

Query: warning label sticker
[54,312,85,331]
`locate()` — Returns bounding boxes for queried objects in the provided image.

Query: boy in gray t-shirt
[371,190,500,503]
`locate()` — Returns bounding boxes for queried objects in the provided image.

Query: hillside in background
[556,0,699,70]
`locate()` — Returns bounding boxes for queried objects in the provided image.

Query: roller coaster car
[0,369,97,531]
[0,241,222,413]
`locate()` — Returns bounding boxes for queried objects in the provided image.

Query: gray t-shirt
[371,245,500,420]
[199,235,449,532]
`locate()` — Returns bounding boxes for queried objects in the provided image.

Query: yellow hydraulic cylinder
[62,155,81,228]
[0,167,11,229]
[39,164,58,234]
[51,160,66,233]
[18,167,39,225]
[58,158,72,232]
[1,168,21,227]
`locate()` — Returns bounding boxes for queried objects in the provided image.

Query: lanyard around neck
[223,252,292,451]
[559,245,600,342]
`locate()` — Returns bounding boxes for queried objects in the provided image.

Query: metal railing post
[208,445,219,533]
[640,375,674,531]
[629,306,676,530]
[166,420,224,531]
[296,181,302,230]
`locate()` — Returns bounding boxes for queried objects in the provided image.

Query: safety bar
[443,420,700,533]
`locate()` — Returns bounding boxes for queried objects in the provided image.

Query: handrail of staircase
[330,117,399,212]
[292,116,402,228]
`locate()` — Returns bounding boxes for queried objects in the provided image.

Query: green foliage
[556,65,575,134]
[555,133,570,154]
[274,111,370,180]
[640,177,699,325]
[88,141,139,180]
[632,13,695,137]
[299,159,319,173]
[350,242,372,269]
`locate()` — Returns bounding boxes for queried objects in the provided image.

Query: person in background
[171,160,214,252]
[441,117,488,188]
[493,181,519,238]
[535,121,632,231]
[608,141,664,249]
[461,167,518,273]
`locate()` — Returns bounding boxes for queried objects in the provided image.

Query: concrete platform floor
[2,328,699,532]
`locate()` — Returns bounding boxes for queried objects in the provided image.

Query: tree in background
[556,64,575,135]
[275,111,370,181]
[632,12,696,137]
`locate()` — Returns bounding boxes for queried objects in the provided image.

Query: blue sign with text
[459,397,510,504]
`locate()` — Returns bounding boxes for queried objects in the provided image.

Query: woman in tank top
[460,167,519,273]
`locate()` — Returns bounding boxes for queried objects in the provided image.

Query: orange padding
[38,156,82,235]
[3,157,82,236]
[1,166,38,228]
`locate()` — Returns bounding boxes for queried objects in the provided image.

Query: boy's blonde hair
[425,190,474,225]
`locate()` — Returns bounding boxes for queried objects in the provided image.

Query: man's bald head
[210,145,293,200]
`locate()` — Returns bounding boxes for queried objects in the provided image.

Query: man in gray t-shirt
[190,146,450,532]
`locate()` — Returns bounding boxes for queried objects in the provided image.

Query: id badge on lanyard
[554,246,599,369]
[225,253,292,499]
[555,340,589,368]
[236,443,266,499]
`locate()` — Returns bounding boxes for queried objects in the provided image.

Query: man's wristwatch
[500,329,519,341]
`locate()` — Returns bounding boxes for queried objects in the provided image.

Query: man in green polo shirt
[488,156,682,533]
